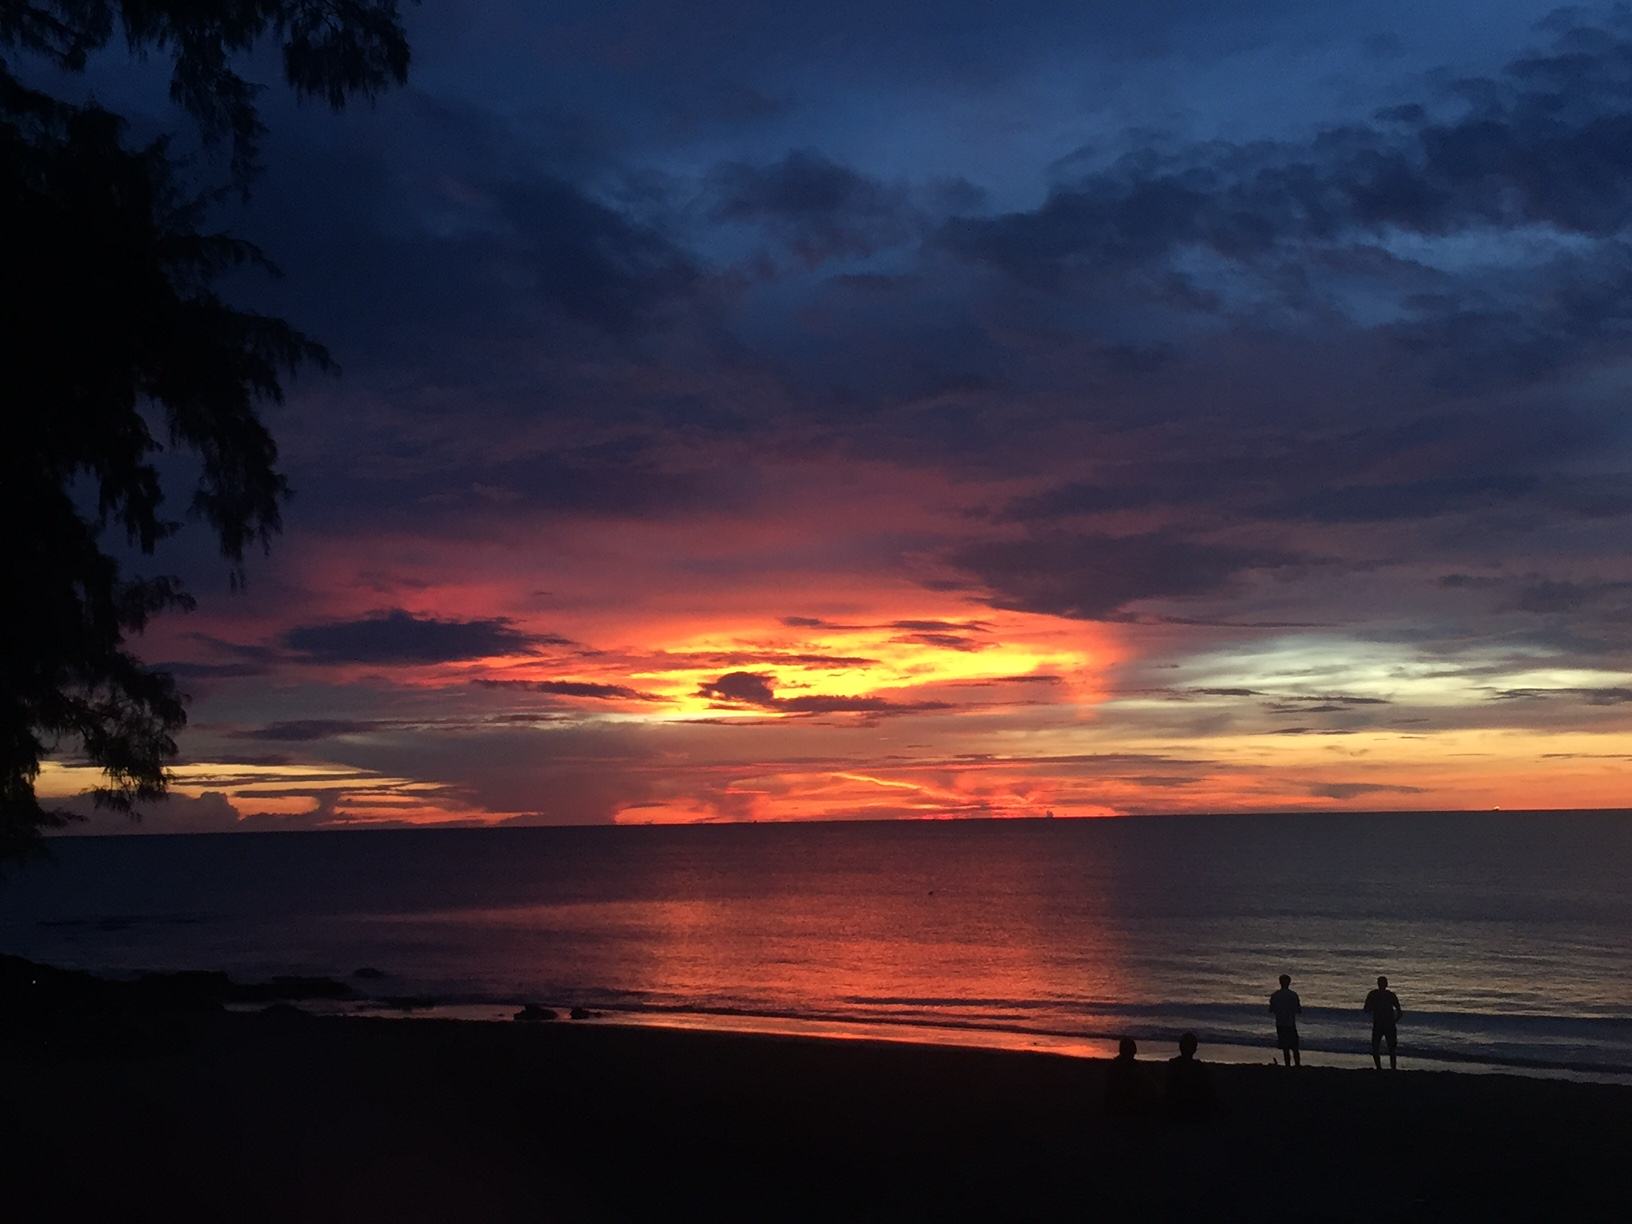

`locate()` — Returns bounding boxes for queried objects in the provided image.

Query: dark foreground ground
[6,1003,1629,1223]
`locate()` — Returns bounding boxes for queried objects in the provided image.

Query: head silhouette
[1279,974,1291,988]
[1178,1032,1198,1058]
[1118,1037,1137,1059]
[1377,975,1389,988]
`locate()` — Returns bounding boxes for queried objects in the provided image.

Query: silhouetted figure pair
[1104,1034,1216,1120]
[1266,971,1405,1067]
[1268,973,1301,1066]
[1364,975,1403,1069]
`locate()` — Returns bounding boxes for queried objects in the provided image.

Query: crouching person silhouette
[1105,1037,1150,1117]
[1165,1033,1217,1121]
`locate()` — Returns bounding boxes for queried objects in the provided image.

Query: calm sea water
[4,812,1629,1076]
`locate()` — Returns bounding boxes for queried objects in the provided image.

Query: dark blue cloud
[944,532,1300,620]
[474,679,661,701]
[1265,474,1542,523]
[1309,782,1427,799]
[233,720,384,742]
[1491,686,1632,704]
[708,150,917,263]
[696,671,953,716]
[283,610,569,664]
[943,14,1632,280]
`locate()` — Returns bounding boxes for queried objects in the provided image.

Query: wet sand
[5,1009,1628,1221]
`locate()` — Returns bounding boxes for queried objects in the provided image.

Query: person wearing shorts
[1363,975,1403,1069]
[1268,973,1302,1066]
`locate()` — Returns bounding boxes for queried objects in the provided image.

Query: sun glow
[478,609,1115,722]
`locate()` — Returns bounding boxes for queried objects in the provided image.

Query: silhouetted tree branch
[0,2,410,861]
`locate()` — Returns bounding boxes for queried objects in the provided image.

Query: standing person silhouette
[1268,974,1302,1066]
[1363,975,1403,1069]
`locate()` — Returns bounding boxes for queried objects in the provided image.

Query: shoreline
[11,952,1628,1085]
[314,999,1632,1085]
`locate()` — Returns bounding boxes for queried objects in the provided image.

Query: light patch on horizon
[1162,637,1632,710]
[38,761,500,830]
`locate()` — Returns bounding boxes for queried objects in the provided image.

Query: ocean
[4,811,1629,1078]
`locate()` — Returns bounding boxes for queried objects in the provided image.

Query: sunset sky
[40,1,1632,831]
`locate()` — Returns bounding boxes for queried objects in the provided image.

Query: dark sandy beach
[6,992,1628,1223]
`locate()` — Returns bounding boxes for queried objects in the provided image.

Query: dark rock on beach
[0,955,350,1021]
[131,970,232,1012]
[569,1006,594,1020]
[125,970,352,1009]
[514,1005,557,1022]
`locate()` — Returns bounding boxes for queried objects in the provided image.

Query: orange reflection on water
[516,841,1136,1040]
